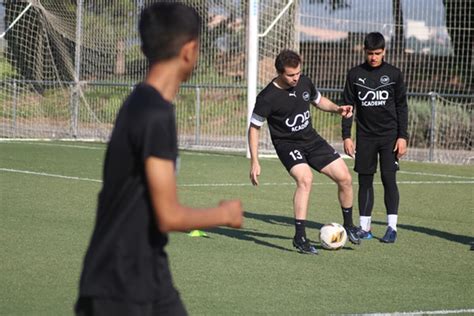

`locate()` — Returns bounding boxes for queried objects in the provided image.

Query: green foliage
[176,86,247,136]
[0,85,70,120]
[1,81,470,152]
[0,55,17,79]
[82,0,136,43]
[80,85,130,124]
[188,63,246,86]
[125,45,143,62]
[408,97,471,149]
[408,99,432,147]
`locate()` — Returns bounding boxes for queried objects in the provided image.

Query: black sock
[341,207,353,227]
[381,171,399,214]
[358,174,374,216]
[295,219,306,239]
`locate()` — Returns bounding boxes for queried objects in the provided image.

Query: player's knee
[338,171,352,188]
[381,171,396,186]
[296,174,313,191]
[359,174,374,189]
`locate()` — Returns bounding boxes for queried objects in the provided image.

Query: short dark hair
[364,32,385,50]
[139,2,201,64]
[275,49,301,74]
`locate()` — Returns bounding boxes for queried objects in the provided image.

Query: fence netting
[0,0,472,164]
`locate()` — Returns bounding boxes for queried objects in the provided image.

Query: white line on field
[2,141,472,179]
[180,180,474,187]
[0,168,102,183]
[399,170,474,179]
[1,168,473,186]
[0,138,102,143]
[0,140,104,150]
[348,308,474,315]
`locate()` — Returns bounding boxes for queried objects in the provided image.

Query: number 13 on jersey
[289,149,303,161]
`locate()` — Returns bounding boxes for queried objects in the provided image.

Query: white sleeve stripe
[313,91,321,104]
[250,113,265,126]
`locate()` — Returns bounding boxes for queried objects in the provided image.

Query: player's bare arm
[145,157,243,232]
[312,96,353,118]
[248,124,261,186]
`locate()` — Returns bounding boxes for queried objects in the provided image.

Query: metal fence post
[12,80,17,136]
[69,84,75,137]
[71,0,84,139]
[247,0,259,158]
[195,86,201,145]
[73,85,79,138]
[429,92,437,162]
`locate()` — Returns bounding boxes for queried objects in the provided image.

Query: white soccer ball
[319,223,347,250]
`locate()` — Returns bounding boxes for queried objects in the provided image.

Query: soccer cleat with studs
[380,226,397,243]
[344,225,362,245]
[292,236,319,255]
[357,228,373,240]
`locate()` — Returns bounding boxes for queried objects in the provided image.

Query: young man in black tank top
[249,50,362,255]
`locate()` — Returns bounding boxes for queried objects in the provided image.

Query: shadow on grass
[372,220,474,246]
[244,210,325,230]
[207,211,356,252]
[208,226,293,252]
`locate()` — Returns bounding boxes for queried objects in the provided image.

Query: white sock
[360,216,371,232]
[388,214,398,231]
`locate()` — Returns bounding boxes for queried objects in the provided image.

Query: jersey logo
[285,110,310,132]
[380,75,390,84]
[302,91,310,101]
[358,90,389,106]
[358,78,366,84]
[289,91,297,98]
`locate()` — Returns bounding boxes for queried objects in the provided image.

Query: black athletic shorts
[75,294,187,316]
[354,136,399,174]
[274,136,340,172]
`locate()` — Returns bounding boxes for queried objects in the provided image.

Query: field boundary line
[0,140,104,150]
[1,168,473,186]
[0,168,102,183]
[180,180,474,187]
[3,142,472,180]
[348,308,474,315]
[399,170,474,180]
[0,138,102,143]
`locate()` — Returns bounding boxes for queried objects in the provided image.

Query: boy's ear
[180,39,199,65]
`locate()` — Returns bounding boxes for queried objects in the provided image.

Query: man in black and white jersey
[249,50,362,255]
[342,32,408,243]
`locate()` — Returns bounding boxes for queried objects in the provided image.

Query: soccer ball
[319,223,347,250]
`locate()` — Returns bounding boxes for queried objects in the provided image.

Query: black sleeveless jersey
[251,75,322,145]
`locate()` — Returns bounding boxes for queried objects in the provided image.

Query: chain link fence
[0,0,472,164]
